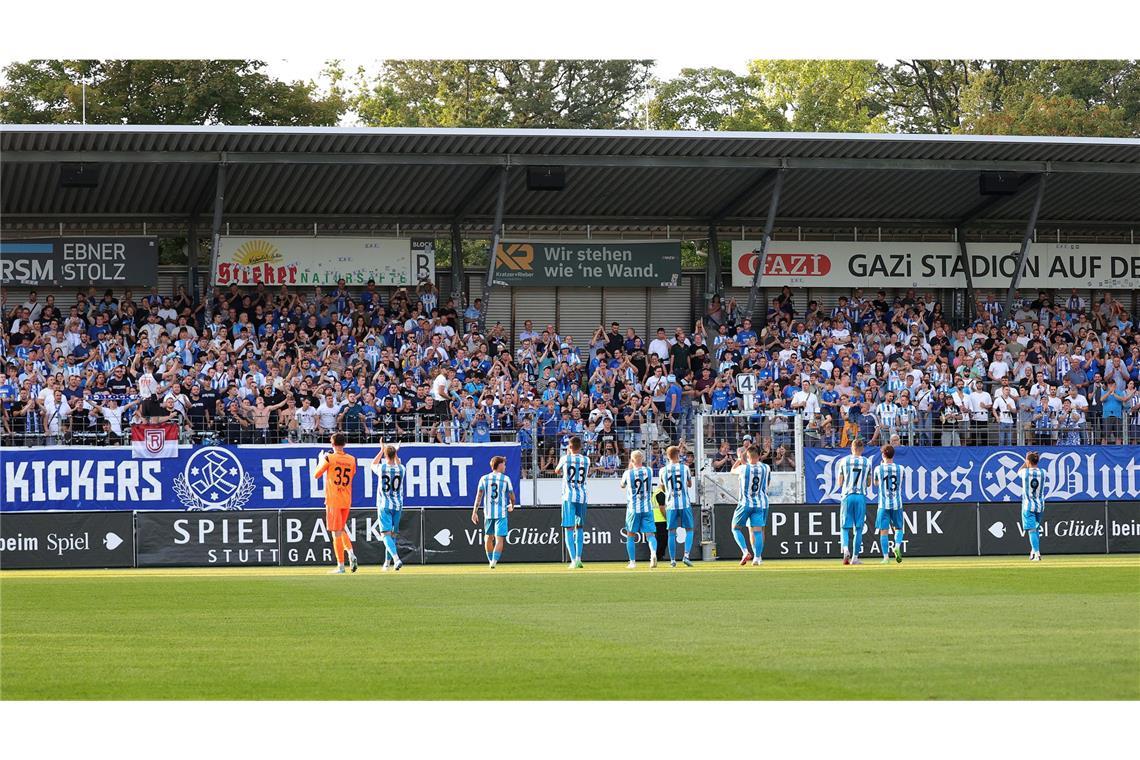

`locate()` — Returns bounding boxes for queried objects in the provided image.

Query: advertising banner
[730,240,1140,290]
[712,502,978,560]
[0,236,158,287]
[978,502,1107,556]
[0,511,135,569]
[422,508,564,563]
[492,240,681,287]
[213,236,433,287]
[136,510,280,567]
[806,445,1140,505]
[280,508,422,566]
[0,443,520,513]
[1107,501,1140,554]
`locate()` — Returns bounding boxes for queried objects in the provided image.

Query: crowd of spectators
[2,276,1138,478]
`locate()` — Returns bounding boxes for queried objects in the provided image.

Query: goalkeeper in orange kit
[314,432,358,574]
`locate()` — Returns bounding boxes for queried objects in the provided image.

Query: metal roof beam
[451,166,504,220]
[4,151,1138,175]
[4,212,1139,227]
[711,168,781,221]
[954,173,1040,228]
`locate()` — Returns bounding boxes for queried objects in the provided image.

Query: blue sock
[492,550,501,562]
[626,537,636,562]
[576,528,584,561]
[1029,529,1040,553]
[383,535,399,562]
[840,530,849,555]
[880,533,890,556]
[684,532,693,556]
[850,529,860,556]
[751,530,764,557]
[565,529,577,562]
[894,530,904,550]
[646,534,658,556]
[668,533,676,561]
[732,527,750,555]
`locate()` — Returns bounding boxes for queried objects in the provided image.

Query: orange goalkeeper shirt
[315,452,357,510]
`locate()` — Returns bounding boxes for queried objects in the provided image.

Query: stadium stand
[3,278,1137,477]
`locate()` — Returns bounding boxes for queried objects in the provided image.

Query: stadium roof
[2,125,1138,235]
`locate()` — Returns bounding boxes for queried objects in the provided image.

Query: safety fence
[2,501,1136,570]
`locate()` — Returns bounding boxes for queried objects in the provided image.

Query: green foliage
[432,238,491,269]
[748,60,888,132]
[956,60,1137,137]
[649,67,784,131]
[0,60,346,125]
[354,60,655,129]
[655,59,1139,137]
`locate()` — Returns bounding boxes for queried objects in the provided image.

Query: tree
[749,60,887,133]
[0,60,345,125]
[956,60,1137,137]
[874,59,983,134]
[649,67,785,131]
[353,60,655,128]
[651,60,886,133]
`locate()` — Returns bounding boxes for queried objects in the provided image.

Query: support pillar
[954,228,976,325]
[450,220,464,308]
[1004,175,1048,319]
[479,167,509,333]
[704,223,720,303]
[746,168,785,321]
[204,162,227,325]
[187,219,200,301]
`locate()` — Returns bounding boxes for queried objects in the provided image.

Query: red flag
[131,423,179,459]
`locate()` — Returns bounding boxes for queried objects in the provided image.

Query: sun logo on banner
[173,447,256,511]
[495,243,534,271]
[231,239,283,266]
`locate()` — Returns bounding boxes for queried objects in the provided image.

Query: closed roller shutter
[649,282,692,336]
[602,288,648,343]
[557,287,603,348]
[466,274,512,336]
[513,287,558,346]
[2,266,189,311]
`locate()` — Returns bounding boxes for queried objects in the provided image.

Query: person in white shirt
[647,328,671,362]
[1043,385,1064,415]
[316,393,344,433]
[967,380,992,446]
[992,386,1017,445]
[790,381,820,422]
[988,353,1010,383]
[430,367,450,402]
[42,389,71,444]
[294,397,319,442]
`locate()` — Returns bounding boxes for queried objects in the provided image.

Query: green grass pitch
[2,556,1138,700]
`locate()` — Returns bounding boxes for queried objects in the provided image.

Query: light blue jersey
[478,471,514,518]
[371,462,406,510]
[659,462,691,510]
[874,462,904,510]
[558,453,590,504]
[621,466,653,513]
[839,455,872,496]
[1021,467,1047,512]
[738,462,771,509]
